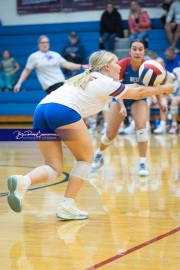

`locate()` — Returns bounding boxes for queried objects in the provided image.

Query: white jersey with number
[26,50,67,90]
[39,72,127,118]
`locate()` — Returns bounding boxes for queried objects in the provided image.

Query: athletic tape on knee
[170,105,178,115]
[42,165,58,183]
[136,129,148,142]
[70,161,92,181]
[101,133,113,146]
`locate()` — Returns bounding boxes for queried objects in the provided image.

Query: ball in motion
[139,60,166,86]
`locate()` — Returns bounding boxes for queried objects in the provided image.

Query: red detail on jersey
[110,84,126,97]
[144,63,163,75]
[118,58,146,80]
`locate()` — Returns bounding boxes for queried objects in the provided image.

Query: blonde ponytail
[65,50,116,89]
[65,69,91,89]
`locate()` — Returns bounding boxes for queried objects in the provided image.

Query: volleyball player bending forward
[7,50,174,220]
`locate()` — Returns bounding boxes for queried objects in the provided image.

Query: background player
[92,40,167,176]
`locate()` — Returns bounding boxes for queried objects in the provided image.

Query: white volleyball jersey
[39,72,127,118]
[26,50,67,90]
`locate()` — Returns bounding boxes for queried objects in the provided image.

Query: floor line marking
[85,227,180,270]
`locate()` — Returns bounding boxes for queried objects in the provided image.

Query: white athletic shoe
[56,200,89,220]
[88,123,98,134]
[124,121,135,134]
[169,125,178,134]
[139,164,149,177]
[153,125,166,134]
[118,123,125,134]
[91,153,104,171]
[7,175,27,213]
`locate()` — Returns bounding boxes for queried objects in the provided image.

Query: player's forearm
[123,84,174,100]
[17,68,31,84]
[137,84,174,99]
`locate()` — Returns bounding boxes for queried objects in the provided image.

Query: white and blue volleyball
[139,60,166,86]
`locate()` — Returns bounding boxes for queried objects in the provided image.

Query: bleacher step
[115,38,130,50]
[114,49,129,59]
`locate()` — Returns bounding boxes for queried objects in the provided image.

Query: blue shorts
[33,103,81,130]
[112,97,147,107]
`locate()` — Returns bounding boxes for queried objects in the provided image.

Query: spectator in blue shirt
[61,32,86,77]
[164,46,180,72]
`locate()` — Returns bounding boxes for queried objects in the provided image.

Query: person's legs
[87,113,98,134]
[169,96,180,133]
[172,24,180,49]
[108,33,116,52]
[164,22,176,46]
[102,32,110,51]
[146,96,154,133]
[92,100,125,170]
[153,96,169,134]
[137,31,148,42]
[7,103,93,219]
[129,33,137,43]
[56,119,94,219]
[4,74,13,90]
[57,119,94,198]
[7,140,63,213]
[101,101,110,134]
[0,72,5,89]
[131,100,149,176]
[7,118,93,219]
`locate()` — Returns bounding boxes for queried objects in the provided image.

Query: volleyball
[139,60,166,86]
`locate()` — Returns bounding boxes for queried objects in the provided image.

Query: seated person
[128,0,151,44]
[0,50,20,91]
[164,0,180,53]
[61,32,86,77]
[164,46,180,73]
[152,57,179,134]
[167,66,180,133]
[99,1,124,52]
[161,0,174,25]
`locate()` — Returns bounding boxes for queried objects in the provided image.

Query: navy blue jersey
[118,57,146,106]
[118,57,145,85]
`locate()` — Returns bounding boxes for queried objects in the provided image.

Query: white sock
[24,175,31,188]
[139,157,146,164]
[160,120,166,127]
[172,121,177,126]
[95,148,103,155]
[61,197,75,207]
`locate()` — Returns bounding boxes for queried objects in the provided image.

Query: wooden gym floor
[0,129,180,270]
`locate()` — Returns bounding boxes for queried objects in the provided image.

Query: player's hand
[161,83,175,95]
[82,64,89,70]
[13,82,21,93]
[119,106,127,117]
[159,103,168,113]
